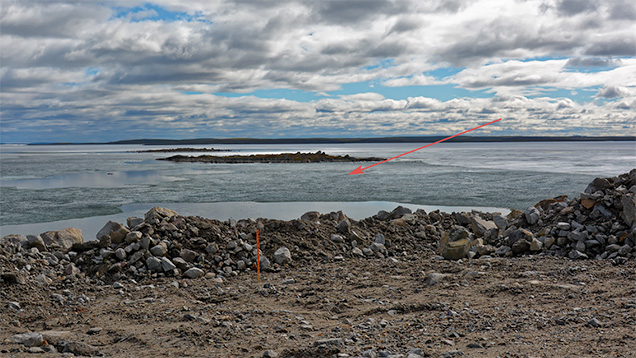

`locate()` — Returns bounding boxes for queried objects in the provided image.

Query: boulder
[160,257,176,272]
[512,239,530,254]
[40,228,83,251]
[621,195,636,226]
[524,206,540,225]
[183,267,204,279]
[96,221,129,244]
[440,231,471,260]
[27,235,46,251]
[150,243,168,257]
[146,257,162,272]
[180,248,198,262]
[145,207,177,222]
[300,211,320,223]
[10,332,43,347]
[470,216,497,237]
[508,228,534,245]
[274,246,292,265]
[1,234,26,247]
[492,214,507,230]
[127,217,144,229]
[337,218,351,234]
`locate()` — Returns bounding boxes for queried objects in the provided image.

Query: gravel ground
[2,254,635,358]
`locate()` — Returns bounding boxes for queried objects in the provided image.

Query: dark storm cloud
[565,57,622,68]
[556,0,599,16]
[585,36,636,56]
[609,0,636,20]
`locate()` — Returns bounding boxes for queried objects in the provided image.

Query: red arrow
[349,118,502,175]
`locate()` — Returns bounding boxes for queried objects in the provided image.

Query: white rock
[274,246,292,265]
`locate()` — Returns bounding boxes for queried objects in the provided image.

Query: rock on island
[158,150,385,163]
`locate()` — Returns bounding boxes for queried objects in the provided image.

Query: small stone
[588,318,601,327]
[330,234,344,243]
[11,332,43,347]
[63,263,81,277]
[28,347,45,353]
[62,341,100,356]
[568,250,588,260]
[161,257,176,272]
[125,231,142,243]
[337,219,351,234]
[87,327,102,335]
[273,246,292,265]
[172,257,190,271]
[556,222,571,231]
[511,239,530,254]
[180,248,198,262]
[183,267,205,279]
[8,301,21,310]
[26,235,46,251]
[425,273,448,286]
[115,248,126,261]
[150,243,168,256]
[146,257,162,272]
[262,350,279,358]
[530,238,543,251]
[466,342,483,348]
[374,233,385,244]
[96,221,129,244]
[352,247,364,257]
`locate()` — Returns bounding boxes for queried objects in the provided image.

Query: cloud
[596,85,633,99]
[1,0,635,142]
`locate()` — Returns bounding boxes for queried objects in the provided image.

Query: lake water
[1,141,634,239]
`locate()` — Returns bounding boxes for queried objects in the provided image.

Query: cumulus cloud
[0,0,635,142]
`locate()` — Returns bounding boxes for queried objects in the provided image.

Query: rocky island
[158,151,385,164]
[1,170,635,357]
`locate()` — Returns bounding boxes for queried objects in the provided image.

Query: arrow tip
[349,165,365,175]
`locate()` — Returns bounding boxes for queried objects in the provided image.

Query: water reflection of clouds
[0,169,227,189]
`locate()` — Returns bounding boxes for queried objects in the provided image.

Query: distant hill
[31,135,636,146]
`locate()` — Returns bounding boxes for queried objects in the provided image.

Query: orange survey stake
[256,229,261,283]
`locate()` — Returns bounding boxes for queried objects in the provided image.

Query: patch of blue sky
[180,91,204,95]
[363,59,395,70]
[214,88,324,102]
[85,67,99,76]
[328,81,494,101]
[526,86,600,103]
[425,67,463,79]
[110,3,209,23]
[562,65,621,73]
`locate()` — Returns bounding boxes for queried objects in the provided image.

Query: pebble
[588,318,601,327]
[113,282,124,289]
[8,301,21,310]
[27,347,45,353]
[87,327,102,335]
[262,350,278,358]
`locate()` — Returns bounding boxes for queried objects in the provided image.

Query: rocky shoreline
[158,151,385,164]
[1,170,635,357]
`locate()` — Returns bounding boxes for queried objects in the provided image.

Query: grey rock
[172,257,190,271]
[374,233,385,244]
[1,272,26,285]
[588,318,601,327]
[524,206,540,225]
[274,246,292,265]
[543,236,556,249]
[8,301,21,310]
[237,260,246,271]
[575,240,586,253]
[568,250,588,259]
[470,216,497,237]
[96,221,129,244]
[362,247,374,256]
[113,282,124,289]
[180,248,198,262]
[370,242,386,253]
[530,238,543,251]
[62,341,100,356]
[161,257,176,272]
[300,211,320,223]
[115,248,126,261]
[27,235,46,251]
[125,231,142,243]
[556,222,571,231]
[40,228,83,251]
[425,272,448,286]
[618,244,632,257]
[63,263,81,277]
[87,327,102,335]
[183,267,205,279]
[144,207,177,222]
[146,257,162,272]
[508,228,534,245]
[512,239,530,254]
[262,350,279,358]
[150,243,168,257]
[313,338,344,347]
[330,234,344,243]
[260,256,272,271]
[493,214,507,230]
[205,243,218,255]
[11,332,43,347]
[226,240,237,250]
[337,218,351,234]
[376,210,391,220]
[606,244,621,253]
[127,217,144,228]
[352,247,364,257]
[621,195,636,226]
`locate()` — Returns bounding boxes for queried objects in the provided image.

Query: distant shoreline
[22,135,636,146]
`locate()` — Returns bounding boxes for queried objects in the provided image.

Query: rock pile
[1,170,635,288]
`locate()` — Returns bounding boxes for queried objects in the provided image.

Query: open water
[1,141,634,238]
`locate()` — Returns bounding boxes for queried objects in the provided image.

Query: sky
[1,0,635,143]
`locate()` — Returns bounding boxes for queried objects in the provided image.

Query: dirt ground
[2,254,635,358]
